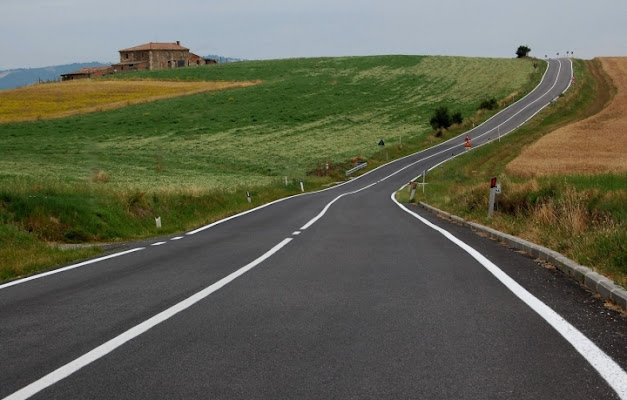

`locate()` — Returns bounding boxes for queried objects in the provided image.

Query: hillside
[0,55,540,281]
[0,62,110,90]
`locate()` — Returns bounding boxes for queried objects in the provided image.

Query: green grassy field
[0,55,540,281]
[397,59,626,288]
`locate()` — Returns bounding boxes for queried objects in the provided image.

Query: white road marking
[150,242,167,247]
[391,192,627,399]
[292,231,301,235]
[300,182,377,230]
[4,238,294,400]
[170,236,184,241]
[0,248,145,291]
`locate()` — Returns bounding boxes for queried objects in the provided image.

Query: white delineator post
[422,170,426,194]
[488,177,497,218]
[155,217,162,228]
[409,182,417,201]
[246,191,251,203]
[300,179,304,192]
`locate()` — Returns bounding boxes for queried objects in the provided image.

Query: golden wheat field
[507,57,627,176]
[0,79,261,124]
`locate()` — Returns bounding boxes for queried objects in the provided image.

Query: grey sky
[1,0,625,70]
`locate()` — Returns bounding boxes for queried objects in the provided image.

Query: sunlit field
[0,79,261,124]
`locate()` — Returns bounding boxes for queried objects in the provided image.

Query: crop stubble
[508,57,627,176]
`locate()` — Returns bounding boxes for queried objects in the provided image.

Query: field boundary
[416,201,627,311]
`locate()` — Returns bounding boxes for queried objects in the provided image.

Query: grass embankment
[0,55,540,282]
[399,58,626,288]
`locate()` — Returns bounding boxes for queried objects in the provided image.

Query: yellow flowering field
[0,79,261,123]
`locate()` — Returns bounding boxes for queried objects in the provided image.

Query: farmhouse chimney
[176,41,180,46]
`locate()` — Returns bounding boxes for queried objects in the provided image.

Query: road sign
[378,139,385,147]
[490,177,497,188]
[495,183,501,194]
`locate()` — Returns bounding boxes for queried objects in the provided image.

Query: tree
[430,106,452,132]
[516,45,531,58]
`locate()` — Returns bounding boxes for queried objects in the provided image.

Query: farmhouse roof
[61,66,110,76]
[77,67,109,73]
[119,42,189,52]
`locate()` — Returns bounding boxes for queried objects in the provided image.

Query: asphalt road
[2,58,626,399]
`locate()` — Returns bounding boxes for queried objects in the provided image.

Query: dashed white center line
[292,231,301,235]
[170,237,184,241]
[151,242,167,246]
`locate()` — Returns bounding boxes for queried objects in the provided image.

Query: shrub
[451,111,463,125]
[430,106,452,131]
[479,98,498,110]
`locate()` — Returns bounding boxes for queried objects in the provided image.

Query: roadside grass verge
[398,59,626,288]
[0,55,541,282]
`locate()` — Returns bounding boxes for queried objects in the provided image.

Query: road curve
[3,58,626,400]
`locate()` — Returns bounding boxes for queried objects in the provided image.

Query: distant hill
[205,55,245,63]
[0,62,111,90]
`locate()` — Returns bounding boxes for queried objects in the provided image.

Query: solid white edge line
[0,248,146,291]
[4,238,294,400]
[390,192,627,399]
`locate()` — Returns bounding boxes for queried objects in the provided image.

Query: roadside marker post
[155,217,162,228]
[409,182,417,201]
[299,179,304,192]
[488,177,497,218]
[246,191,251,204]
[284,176,288,186]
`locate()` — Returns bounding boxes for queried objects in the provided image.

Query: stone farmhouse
[111,41,216,72]
[61,41,216,81]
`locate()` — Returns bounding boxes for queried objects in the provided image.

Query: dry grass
[0,79,261,124]
[507,57,627,176]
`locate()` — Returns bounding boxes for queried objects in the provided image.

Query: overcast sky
[1,0,626,70]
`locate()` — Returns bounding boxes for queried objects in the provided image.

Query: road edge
[417,201,627,312]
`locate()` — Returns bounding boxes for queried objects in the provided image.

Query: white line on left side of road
[0,248,146,291]
[390,193,627,399]
[3,238,294,400]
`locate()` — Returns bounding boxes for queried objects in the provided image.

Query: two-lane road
[2,58,626,399]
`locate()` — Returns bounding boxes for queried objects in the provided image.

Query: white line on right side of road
[3,238,294,400]
[391,193,627,399]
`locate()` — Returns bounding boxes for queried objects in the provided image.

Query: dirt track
[507,57,627,176]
